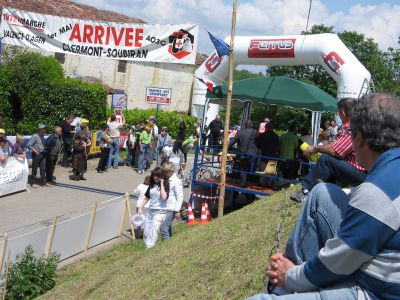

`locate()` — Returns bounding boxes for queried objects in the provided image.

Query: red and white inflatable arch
[192,33,371,124]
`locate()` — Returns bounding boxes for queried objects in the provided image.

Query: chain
[269,190,292,260]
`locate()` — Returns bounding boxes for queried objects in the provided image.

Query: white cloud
[74,0,400,52]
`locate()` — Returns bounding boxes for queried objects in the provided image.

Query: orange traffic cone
[187,201,198,225]
[199,202,208,224]
[205,202,213,221]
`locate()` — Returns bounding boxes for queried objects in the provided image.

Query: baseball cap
[80,119,89,125]
[67,114,75,119]
[38,124,46,129]
[0,128,5,134]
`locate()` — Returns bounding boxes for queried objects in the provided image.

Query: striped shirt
[286,148,400,300]
[330,122,365,171]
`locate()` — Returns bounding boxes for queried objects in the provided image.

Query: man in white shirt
[160,162,184,239]
[107,115,123,169]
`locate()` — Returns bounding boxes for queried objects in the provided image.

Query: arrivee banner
[0,7,199,64]
[0,157,29,197]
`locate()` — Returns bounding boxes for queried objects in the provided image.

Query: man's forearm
[314,144,335,156]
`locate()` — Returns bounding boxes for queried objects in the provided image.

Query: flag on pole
[195,76,214,92]
[207,31,230,58]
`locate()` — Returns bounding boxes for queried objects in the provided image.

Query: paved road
[0,157,192,235]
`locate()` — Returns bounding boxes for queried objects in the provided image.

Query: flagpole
[218,0,237,217]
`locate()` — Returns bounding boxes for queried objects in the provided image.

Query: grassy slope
[40,187,301,300]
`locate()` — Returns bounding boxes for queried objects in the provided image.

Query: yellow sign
[89,131,101,154]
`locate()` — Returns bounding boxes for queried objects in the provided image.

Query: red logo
[168,29,194,60]
[205,52,221,73]
[248,38,296,58]
[322,51,345,76]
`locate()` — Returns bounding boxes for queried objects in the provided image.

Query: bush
[0,52,107,135]
[109,108,197,139]
[2,246,59,300]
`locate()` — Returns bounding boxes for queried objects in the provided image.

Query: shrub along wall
[0,52,107,135]
[109,109,197,139]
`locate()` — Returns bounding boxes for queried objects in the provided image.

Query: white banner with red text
[0,156,29,197]
[0,7,199,64]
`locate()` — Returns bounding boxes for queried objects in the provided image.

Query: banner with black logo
[0,7,199,64]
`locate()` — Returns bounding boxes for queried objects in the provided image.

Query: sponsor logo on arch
[248,38,296,58]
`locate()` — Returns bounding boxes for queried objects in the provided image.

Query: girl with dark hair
[138,167,170,249]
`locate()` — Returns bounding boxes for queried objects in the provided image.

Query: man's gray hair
[54,126,62,133]
[351,93,400,152]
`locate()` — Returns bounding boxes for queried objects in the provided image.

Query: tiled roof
[0,0,145,23]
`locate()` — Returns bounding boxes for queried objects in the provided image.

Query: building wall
[62,54,195,112]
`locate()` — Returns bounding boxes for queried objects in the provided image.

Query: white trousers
[143,209,167,249]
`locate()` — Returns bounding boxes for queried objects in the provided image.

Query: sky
[75,0,400,71]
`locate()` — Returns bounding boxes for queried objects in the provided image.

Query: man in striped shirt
[291,97,366,203]
[248,93,400,300]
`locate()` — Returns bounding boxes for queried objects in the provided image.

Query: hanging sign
[0,7,199,64]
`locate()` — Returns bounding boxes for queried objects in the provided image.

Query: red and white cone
[205,202,213,221]
[199,202,208,224]
[187,201,198,225]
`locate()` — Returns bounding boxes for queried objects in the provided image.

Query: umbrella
[207,76,337,112]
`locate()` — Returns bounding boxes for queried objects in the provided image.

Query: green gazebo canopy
[207,76,337,112]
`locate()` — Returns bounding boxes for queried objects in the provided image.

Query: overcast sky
[75,0,400,71]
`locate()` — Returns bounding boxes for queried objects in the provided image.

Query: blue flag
[207,31,230,58]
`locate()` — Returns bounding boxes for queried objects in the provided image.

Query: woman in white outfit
[138,167,170,249]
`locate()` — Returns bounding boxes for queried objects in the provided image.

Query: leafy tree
[0,52,107,134]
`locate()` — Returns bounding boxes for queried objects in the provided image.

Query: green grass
[40,187,301,300]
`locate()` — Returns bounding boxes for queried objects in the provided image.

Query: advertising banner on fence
[0,156,29,197]
[146,87,172,105]
[0,7,199,64]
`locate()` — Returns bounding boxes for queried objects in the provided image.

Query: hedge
[0,52,107,135]
[108,108,197,140]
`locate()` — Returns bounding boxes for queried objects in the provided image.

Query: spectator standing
[11,135,25,159]
[107,115,123,169]
[229,120,258,187]
[160,162,183,240]
[97,124,111,173]
[291,98,367,203]
[328,120,338,140]
[27,124,47,186]
[133,175,151,234]
[256,120,280,187]
[138,125,152,174]
[138,167,170,249]
[61,115,75,167]
[157,127,172,166]
[44,126,62,184]
[279,125,299,180]
[201,117,208,145]
[175,116,186,154]
[126,125,137,167]
[70,131,87,181]
[208,115,223,147]
[149,116,159,163]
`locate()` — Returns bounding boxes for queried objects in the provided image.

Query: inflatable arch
[192,33,371,125]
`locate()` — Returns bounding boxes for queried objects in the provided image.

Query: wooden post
[218,0,238,217]
[0,233,8,274]
[44,216,58,258]
[2,251,11,300]
[119,195,128,236]
[84,203,98,251]
[125,193,135,240]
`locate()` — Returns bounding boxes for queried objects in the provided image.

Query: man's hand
[266,253,295,287]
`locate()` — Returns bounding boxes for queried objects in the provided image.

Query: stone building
[0,0,206,112]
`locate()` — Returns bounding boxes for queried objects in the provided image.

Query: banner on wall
[0,7,199,64]
[0,157,29,197]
